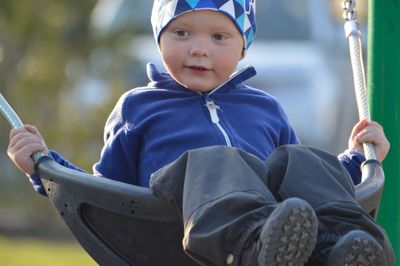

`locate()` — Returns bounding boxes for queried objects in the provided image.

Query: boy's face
[159,10,244,93]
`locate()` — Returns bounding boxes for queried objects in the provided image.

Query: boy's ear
[240,48,245,60]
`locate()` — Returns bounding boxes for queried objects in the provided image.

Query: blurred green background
[0,0,147,264]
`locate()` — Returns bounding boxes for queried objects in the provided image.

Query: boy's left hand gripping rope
[0,93,44,162]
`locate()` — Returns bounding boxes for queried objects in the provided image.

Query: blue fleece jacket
[30,63,364,195]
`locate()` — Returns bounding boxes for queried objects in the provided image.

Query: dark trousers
[150,145,394,265]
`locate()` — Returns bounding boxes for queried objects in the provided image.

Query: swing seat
[35,155,384,266]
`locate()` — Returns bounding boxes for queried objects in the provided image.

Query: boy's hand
[7,124,49,175]
[348,119,390,162]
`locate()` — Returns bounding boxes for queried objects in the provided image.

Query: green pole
[368,0,400,261]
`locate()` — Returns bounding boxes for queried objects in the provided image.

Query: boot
[240,198,318,265]
[324,230,387,266]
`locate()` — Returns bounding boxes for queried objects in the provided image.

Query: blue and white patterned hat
[151,0,256,51]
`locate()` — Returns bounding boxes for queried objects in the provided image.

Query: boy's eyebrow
[165,21,190,30]
[212,25,235,32]
[168,18,192,27]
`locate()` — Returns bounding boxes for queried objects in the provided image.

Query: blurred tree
[0,0,144,238]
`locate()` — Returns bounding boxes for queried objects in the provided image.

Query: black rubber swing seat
[35,155,385,266]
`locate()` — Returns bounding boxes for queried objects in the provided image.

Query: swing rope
[0,93,44,162]
[342,0,377,165]
[0,93,23,129]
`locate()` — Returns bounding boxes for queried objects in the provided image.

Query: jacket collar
[146,63,257,94]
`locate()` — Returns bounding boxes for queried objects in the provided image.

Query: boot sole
[258,198,318,266]
[325,230,387,266]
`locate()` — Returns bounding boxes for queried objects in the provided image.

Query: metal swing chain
[342,0,358,20]
[342,0,377,164]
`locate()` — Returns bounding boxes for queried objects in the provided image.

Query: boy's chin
[186,87,214,93]
[181,83,215,93]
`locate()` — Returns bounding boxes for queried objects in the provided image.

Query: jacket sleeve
[92,92,141,185]
[281,124,300,145]
[27,173,46,196]
[337,149,365,185]
[275,100,300,145]
[28,150,85,196]
[30,92,141,196]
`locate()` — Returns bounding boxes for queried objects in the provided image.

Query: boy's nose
[190,40,210,57]
[190,47,209,57]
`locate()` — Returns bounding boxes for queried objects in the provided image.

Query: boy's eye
[212,34,226,41]
[175,30,188,37]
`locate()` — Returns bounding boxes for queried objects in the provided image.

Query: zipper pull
[205,100,220,124]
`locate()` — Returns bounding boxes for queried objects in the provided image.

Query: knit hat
[151,0,256,51]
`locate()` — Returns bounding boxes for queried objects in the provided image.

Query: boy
[8,0,394,265]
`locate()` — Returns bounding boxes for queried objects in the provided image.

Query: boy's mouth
[187,65,210,72]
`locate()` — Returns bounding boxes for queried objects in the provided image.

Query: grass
[0,236,97,266]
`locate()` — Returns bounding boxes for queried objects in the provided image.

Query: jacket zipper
[205,99,232,147]
[201,66,253,147]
